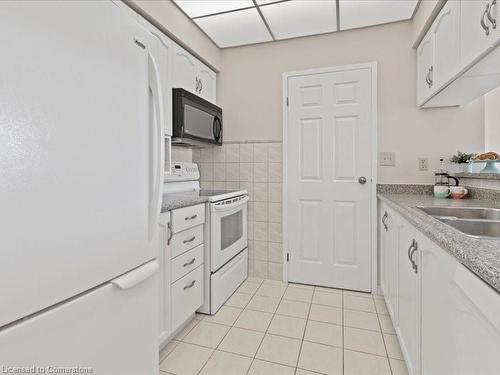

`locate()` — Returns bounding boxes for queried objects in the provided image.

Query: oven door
[210,195,248,272]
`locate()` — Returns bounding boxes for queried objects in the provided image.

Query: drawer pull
[183,236,196,244]
[185,214,198,221]
[183,280,196,290]
[183,258,196,267]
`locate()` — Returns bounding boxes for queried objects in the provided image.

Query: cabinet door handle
[382,212,388,231]
[183,236,196,244]
[481,5,491,35]
[183,258,196,267]
[425,69,431,88]
[487,0,497,29]
[183,280,196,290]
[195,77,200,92]
[407,239,415,268]
[429,66,433,87]
[199,79,203,93]
[185,214,198,221]
[167,221,173,245]
[410,241,419,273]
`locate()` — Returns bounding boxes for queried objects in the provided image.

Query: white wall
[218,20,484,184]
[484,86,500,153]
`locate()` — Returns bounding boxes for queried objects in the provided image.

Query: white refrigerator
[0,1,165,374]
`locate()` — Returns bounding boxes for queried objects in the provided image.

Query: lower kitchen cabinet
[379,206,398,324]
[395,216,420,375]
[420,233,500,375]
[158,203,206,348]
[379,200,500,375]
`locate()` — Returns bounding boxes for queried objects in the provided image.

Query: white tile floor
[159,278,408,375]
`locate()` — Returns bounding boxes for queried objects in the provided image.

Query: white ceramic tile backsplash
[193,142,283,280]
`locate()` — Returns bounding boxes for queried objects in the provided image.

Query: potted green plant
[450,151,476,173]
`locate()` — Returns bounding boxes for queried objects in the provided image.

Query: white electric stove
[164,162,248,314]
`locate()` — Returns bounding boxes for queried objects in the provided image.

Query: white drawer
[171,244,204,283]
[170,225,204,259]
[171,265,204,332]
[171,204,205,233]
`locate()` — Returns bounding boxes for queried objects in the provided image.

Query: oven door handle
[212,196,249,212]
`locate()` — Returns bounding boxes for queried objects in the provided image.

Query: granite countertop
[378,191,500,293]
[161,193,209,212]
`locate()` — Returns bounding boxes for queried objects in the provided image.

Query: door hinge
[286,253,290,262]
[286,97,289,106]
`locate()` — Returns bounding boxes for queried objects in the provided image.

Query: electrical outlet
[379,152,396,166]
[418,157,429,171]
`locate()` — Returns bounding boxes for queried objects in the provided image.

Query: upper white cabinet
[417,32,435,105]
[172,45,198,94]
[172,44,217,103]
[197,62,217,103]
[461,0,499,67]
[141,20,173,137]
[433,0,460,88]
[417,0,500,107]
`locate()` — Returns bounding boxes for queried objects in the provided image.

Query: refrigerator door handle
[112,261,159,290]
[148,51,165,240]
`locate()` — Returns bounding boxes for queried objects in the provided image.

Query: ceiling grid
[174,0,418,48]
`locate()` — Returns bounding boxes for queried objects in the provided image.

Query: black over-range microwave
[172,88,223,147]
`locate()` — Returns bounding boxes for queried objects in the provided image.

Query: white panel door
[286,66,373,291]
[0,1,159,327]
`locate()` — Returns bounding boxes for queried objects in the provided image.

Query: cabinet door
[197,62,217,103]
[380,206,398,325]
[452,264,500,375]
[396,216,419,375]
[417,32,435,105]
[461,0,496,67]
[432,0,460,88]
[172,44,197,94]
[420,233,459,375]
[158,213,172,346]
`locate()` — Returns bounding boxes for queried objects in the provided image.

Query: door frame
[282,62,378,292]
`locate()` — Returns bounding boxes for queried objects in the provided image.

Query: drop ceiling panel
[339,0,418,31]
[194,8,273,48]
[255,0,286,4]
[175,0,254,18]
[260,0,337,40]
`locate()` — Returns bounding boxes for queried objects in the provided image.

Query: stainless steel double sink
[416,206,500,239]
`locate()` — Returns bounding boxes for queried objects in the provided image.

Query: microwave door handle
[147,51,165,240]
[213,117,222,142]
[213,196,249,212]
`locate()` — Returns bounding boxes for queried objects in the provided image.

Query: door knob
[358,176,367,184]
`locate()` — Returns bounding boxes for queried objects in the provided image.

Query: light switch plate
[379,152,396,166]
[418,157,429,171]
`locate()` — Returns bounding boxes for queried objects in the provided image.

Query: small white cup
[450,186,468,199]
[434,185,451,198]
